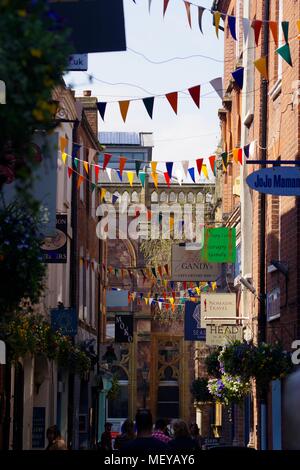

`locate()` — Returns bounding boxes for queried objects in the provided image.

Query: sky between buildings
[65,0,224,179]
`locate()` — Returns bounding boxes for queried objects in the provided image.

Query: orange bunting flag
[60,136,68,153]
[251,19,263,46]
[171,303,176,312]
[209,155,216,175]
[77,175,84,190]
[100,188,107,202]
[170,215,174,229]
[152,172,159,188]
[232,148,240,164]
[254,56,268,80]
[127,171,135,187]
[83,161,89,174]
[214,11,221,38]
[119,157,127,176]
[163,0,170,16]
[297,20,300,34]
[184,1,192,28]
[61,152,67,165]
[151,161,157,173]
[269,21,278,46]
[119,100,130,122]
[166,92,178,114]
[147,209,152,221]
[68,167,73,178]
[103,153,112,171]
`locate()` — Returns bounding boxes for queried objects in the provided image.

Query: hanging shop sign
[106,290,129,308]
[267,287,281,321]
[51,307,77,336]
[67,54,88,71]
[41,214,68,263]
[115,315,133,343]
[201,228,236,263]
[201,293,236,328]
[184,301,206,341]
[51,0,126,54]
[172,244,221,281]
[206,324,243,346]
[246,167,300,196]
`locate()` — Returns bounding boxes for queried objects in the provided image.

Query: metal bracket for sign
[204,316,250,320]
[246,160,300,165]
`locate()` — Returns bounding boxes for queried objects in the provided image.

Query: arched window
[151,192,158,203]
[178,192,185,204]
[187,192,194,203]
[131,191,139,203]
[160,191,168,203]
[169,192,177,203]
[196,192,204,203]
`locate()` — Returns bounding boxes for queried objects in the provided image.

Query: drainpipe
[258,0,270,451]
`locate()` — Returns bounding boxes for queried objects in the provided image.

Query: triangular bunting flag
[119,157,127,177]
[94,165,100,181]
[73,158,78,170]
[166,162,173,179]
[83,161,89,174]
[72,143,81,160]
[251,19,263,46]
[269,21,278,46]
[214,11,222,38]
[281,21,289,44]
[249,140,256,157]
[158,266,163,277]
[174,165,184,185]
[232,67,244,89]
[188,167,195,183]
[152,172,158,188]
[243,18,250,42]
[91,183,97,193]
[151,267,157,278]
[254,56,268,80]
[202,164,209,180]
[209,155,216,175]
[210,77,223,99]
[151,162,157,173]
[166,92,178,114]
[61,152,67,164]
[188,85,201,108]
[244,144,250,158]
[119,100,130,122]
[103,154,112,171]
[198,6,205,34]
[117,170,122,182]
[100,188,107,202]
[68,166,73,178]
[196,158,203,176]
[139,171,146,187]
[135,161,141,177]
[163,0,170,16]
[143,97,154,119]
[164,264,169,276]
[164,172,171,187]
[77,175,84,190]
[232,148,240,163]
[158,302,162,311]
[184,1,192,28]
[238,148,243,165]
[106,167,113,181]
[97,102,107,121]
[276,43,292,66]
[221,152,228,169]
[112,194,119,204]
[127,171,135,187]
[88,148,97,164]
[60,136,68,153]
[228,15,237,40]
[182,160,189,176]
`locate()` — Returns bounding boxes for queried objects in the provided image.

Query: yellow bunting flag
[100,188,107,202]
[127,171,135,187]
[195,287,200,295]
[151,161,158,173]
[83,161,89,174]
[254,57,268,80]
[152,172,158,188]
[60,136,67,153]
[145,298,149,305]
[61,152,67,164]
[119,100,130,122]
[77,175,84,190]
[202,164,209,180]
[169,297,174,305]
[214,11,222,38]
[163,279,168,287]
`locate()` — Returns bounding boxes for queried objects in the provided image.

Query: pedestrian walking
[122,409,168,453]
[114,419,135,451]
[46,425,67,450]
[168,420,199,453]
[152,419,172,444]
[100,422,113,451]
[189,422,203,449]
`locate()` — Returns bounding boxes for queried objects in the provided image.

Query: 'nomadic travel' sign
[246,167,300,196]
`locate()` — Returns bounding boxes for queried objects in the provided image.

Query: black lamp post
[141,362,149,409]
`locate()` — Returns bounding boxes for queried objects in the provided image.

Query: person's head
[155,418,167,432]
[135,409,153,435]
[46,425,61,444]
[105,422,112,432]
[121,419,134,436]
[171,420,190,439]
[190,423,199,436]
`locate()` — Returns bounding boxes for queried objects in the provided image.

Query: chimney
[76,91,98,136]
[83,90,92,97]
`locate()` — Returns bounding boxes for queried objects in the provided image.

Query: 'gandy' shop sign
[246,167,300,196]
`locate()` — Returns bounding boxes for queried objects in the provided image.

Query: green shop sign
[201,228,236,263]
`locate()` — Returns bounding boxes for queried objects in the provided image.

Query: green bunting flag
[276,43,292,66]
[281,21,289,44]
[139,171,146,187]
[135,161,142,177]
[221,152,228,168]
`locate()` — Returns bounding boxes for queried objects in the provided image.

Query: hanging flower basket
[207,373,251,406]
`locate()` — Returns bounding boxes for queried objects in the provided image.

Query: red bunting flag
[147,210,152,221]
[172,291,176,299]
[77,175,84,190]
[164,172,171,187]
[269,21,278,46]
[94,164,100,181]
[238,148,243,165]
[68,167,73,178]
[103,153,112,171]
[166,92,178,114]
[251,19,263,46]
[183,281,187,290]
[164,264,169,276]
[184,1,192,28]
[163,0,170,16]
[188,85,201,108]
[163,291,167,300]
[209,155,216,175]
[119,157,127,177]
[158,266,163,277]
[196,158,203,176]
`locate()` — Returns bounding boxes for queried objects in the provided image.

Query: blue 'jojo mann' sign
[246,167,300,196]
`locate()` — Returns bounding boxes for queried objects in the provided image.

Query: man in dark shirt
[122,409,167,454]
